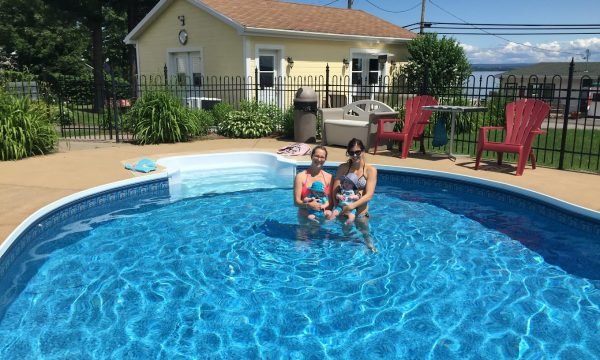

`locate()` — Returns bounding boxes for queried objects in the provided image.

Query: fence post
[57,77,66,138]
[325,64,330,108]
[254,67,259,102]
[420,63,429,95]
[103,61,120,143]
[559,59,574,170]
[163,64,168,86]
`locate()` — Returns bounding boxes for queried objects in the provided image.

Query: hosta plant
[219,110,274,138]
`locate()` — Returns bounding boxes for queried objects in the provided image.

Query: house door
[257,50,281,106]
[169,51,203,102]
[350,56,382,102]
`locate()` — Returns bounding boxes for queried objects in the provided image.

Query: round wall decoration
[178,29,188,45]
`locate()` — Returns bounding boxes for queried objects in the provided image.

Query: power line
[426,22,600,28]
[431,32,600,36]
[363,0,421,13]
[416,22,600,34]
[429,26,600,31]
[427,0,582,56]
[321,0,339,6]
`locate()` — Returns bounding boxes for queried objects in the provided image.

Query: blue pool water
[0,169,599,358]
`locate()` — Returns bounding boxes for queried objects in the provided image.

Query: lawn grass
[534,128,600,172]
[419,128,600,174]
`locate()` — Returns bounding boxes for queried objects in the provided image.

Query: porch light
[378,55,388,64]
[390,60,397,67]
[287,57,294,68]
[342,58,349,68]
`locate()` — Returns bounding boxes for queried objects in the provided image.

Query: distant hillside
[471,63,532,71]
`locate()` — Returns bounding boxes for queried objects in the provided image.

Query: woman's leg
[355,213,376,252]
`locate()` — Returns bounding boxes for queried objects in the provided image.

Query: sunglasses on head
[347,150,363,157]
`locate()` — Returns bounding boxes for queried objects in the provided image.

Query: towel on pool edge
[124,158,157,173]
[276,143,311,156]
[432,116,448,147]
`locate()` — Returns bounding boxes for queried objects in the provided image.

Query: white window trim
[166,47,204,79]
[349,48,392,77]
[254,44,286,77]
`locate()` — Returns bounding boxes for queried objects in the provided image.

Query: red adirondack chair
[475,98,551,176]
[372,95,438,158]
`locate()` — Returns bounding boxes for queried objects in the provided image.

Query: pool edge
[3,152,599,266]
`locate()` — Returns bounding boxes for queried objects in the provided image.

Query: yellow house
[124,0,416,106]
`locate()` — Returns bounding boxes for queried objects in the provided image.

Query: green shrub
[281,105,294,139]
[218,100,277,138]
[219,110,274,138]
[189,109,214,137]
[0,92,58,160]
[486,96,513,126]
[126,91,196,144]
[47,104,74,125]
[211,102,233,128]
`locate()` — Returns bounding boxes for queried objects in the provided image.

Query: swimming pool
[1,152,599,358]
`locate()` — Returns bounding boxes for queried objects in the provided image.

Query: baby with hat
[303,181,330,222]
[331,173,361,224]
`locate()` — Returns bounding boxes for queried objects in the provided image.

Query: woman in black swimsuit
[328,138,378,252]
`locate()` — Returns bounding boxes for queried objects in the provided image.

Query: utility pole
[348,0,353,9]
[419,0,426,34]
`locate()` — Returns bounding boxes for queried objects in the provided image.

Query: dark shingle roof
[199,0,416,39]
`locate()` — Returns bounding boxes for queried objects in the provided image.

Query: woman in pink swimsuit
[293,145,332,222]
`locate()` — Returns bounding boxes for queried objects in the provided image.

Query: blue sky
[282,0,600,64]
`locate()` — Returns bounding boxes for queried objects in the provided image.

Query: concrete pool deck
[1,137,599,244]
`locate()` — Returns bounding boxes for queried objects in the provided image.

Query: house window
[527,83,554,100]
[351,57,382,86]
[527,84,540,98]
[504,81,517,97]
[351,58,363,85]
[170,51,202,86]
[259,55,275,89]
[368,58,379,85]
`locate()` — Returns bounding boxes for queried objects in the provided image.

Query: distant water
[464,71,504,98]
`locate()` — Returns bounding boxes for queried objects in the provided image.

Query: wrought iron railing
[3,62,599,173]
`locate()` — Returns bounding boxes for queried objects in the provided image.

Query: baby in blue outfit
[331,173,361,224]
[303,181,330,222]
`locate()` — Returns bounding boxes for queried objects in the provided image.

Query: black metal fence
[3,63,600,173]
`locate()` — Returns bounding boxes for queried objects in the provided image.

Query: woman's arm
[346,165,377,211]
[294,172,326,211]
[293,173,305,208]
[320,197,330,210]
[330,164,346,209]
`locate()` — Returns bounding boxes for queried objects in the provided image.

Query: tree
[0,0,157,80]
[399,33,471,98]
[109,0,157,92]
[36,0,105,110]
[0,0,89,76]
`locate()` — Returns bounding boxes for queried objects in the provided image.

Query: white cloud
[462,37,600,63]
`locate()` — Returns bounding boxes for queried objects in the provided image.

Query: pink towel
[276,143,311,156]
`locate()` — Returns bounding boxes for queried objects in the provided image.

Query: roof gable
[125,0,415,44]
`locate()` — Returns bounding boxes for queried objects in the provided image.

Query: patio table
[421,105,488,160]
